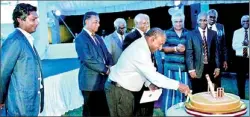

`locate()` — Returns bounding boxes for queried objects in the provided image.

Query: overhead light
[53,10,61,16]
[174,0,181,6]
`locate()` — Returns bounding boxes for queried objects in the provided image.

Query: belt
[110,80,121,87]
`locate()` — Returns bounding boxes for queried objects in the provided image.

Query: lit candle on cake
[205,74,216,98]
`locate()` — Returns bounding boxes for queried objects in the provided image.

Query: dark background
[62,3,249,72]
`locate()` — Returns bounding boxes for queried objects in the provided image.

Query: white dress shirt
[232,27,249,57]
[198,27,208,41]
[208,24,218,32]
[108,37,179,92]
[17,28,42,89]
[189,27,208,73]
[84,28,98,44]
[115,31,124,43]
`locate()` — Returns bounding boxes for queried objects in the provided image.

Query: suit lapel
[207,29,213,54]
[82,29,104,59]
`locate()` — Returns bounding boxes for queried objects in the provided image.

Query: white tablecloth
[167,100,249,116]
[39,68,83,116]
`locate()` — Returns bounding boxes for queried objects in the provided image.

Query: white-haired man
[232,15,249,99]
[104,18,127,64]
[160,12,191,115]
[207,9,228,89]
[123,13,150,50]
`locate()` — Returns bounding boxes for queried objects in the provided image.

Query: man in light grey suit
[104,18,127,64]
[0,3,44,116]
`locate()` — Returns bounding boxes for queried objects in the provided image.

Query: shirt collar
[198,27,207,33]
[136,28,145,36]
[17,28,34,46]
[208,24,215,28]
[83,28,94,37]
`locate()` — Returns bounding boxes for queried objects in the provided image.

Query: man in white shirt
[122,13,156,116]
[232,15,249,99]
[104,28,190,117]
[104,18,127,64]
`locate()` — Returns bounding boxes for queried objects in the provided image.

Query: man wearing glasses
[104,18,127,64]
[207,9,228,89]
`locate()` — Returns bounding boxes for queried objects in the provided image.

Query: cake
[185,92,247,116]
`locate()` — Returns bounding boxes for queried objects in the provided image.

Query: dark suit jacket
[215,23,228,62]
[122,29,142,50]
[75,29,113,91]
[0,29,44,116]
[186,29,220,78]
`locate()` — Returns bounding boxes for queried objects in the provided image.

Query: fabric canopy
[45,0,249,16]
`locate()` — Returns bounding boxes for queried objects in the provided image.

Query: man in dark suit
[123,13,156,116]
[74,11,113,116]
[123,13,150,50]
[207,9,228,88]
[186,12,220,94]
[104,18,127,64]
[0,3,44,116]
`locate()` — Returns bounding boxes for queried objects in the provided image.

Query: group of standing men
[0,2,248,117]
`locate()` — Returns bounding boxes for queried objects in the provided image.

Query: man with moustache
[207,9,228,89]
[123,13,156,116]
[74,11,113,116]
[104,18,127,64]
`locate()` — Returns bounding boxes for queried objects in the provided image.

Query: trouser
[81,90,110,116]
[132,85,154,116]
[104,80,134,117]
[235,56,249,99]
[191,64,215,94]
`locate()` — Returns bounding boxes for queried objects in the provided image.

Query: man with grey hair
[186,12,220,94]
[105,27,190,117]
[160,12,191,115]
[232,15,249,99]
[123,13,150,50]
[104,18,127,64]
[207,9,228,89]
[122,13,155,116]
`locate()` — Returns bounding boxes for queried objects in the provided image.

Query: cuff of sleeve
[188,69,195,73]
[174,81,180,90]
[102,66,109,75]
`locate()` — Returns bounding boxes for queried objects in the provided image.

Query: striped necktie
[243,30,248,57]
[202,30,208,64]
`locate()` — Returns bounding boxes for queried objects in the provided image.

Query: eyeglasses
[119,27,126,29]
[209,16,216,19]
[242,20,249,23]
[199,19,207,22]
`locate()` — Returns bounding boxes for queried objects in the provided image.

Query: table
[39,68,83,116]
[167,99,249,116]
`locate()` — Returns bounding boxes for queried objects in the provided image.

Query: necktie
[209,26,212,30]
[91,33,100,45]
[202,30,208,64]
[92,33,107,63]
[243,30,248,57]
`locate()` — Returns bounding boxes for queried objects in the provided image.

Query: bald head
[145,28,166,53]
